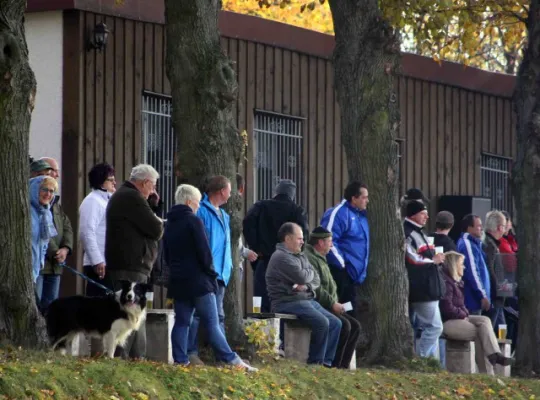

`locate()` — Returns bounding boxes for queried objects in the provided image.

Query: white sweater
[79,190,111,266]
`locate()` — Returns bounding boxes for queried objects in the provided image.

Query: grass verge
[0,349,538,399]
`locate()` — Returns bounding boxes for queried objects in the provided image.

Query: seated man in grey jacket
[266,222,342,366]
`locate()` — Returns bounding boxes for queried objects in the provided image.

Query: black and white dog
[46,282,151,357]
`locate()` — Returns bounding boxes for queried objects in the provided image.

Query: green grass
[0,348,539,399]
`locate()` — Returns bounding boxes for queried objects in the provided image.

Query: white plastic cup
[426,237,435,246]
[435,246,444,254]
[253,296,262,313]
[498,324,508,340]
[343,302,353,312]
[146,292,154,309]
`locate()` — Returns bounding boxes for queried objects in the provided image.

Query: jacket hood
[167,204,194,221]
[29,176,52,210]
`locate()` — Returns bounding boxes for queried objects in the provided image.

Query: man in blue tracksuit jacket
[188,175,233,363]
[321,181,370,306]
[456,214,491,315]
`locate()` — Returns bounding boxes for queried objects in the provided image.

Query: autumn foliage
[223,0,527,74]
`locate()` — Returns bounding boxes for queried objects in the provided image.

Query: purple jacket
[439,270,469,322]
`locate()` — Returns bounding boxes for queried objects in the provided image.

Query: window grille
[480,153,512,212]
[141,91,175,216]
[253,110,305,205]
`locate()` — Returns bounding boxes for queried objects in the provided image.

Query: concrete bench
[439,336,512,376]
[146,309,175,364]
[247,312,356,370]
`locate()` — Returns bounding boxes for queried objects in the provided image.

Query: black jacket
[404,219,446,302]
[105,181,164,282]
[163,204,218,300]
[483,232,504,305]
[432,232,457,253]
[243,194,309,260]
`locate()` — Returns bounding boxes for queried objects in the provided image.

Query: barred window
[141,91,176,216]
[480,153,512,212]
[253,110,305,205]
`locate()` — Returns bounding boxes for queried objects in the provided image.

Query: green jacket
[305,244,338,309]
[41,198,74,275]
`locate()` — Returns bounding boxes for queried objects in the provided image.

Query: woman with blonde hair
[439,251,512,374]
[29,176,58,284]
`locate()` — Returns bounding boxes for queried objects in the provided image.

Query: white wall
[25,11,63,169]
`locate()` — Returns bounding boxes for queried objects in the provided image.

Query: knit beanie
[275,179,296,201]
[404,188,429,203]
[406,201,427,217]
[310,226,332,239]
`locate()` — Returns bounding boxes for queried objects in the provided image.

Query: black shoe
[488,352,513,366]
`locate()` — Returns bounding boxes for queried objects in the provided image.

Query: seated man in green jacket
[305,226,361,369]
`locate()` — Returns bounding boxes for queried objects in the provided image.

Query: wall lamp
[88,22,110,52]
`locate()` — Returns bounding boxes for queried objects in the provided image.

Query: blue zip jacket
[29,176,56,283]
[321,200,370,284]
[197,194,233,285]
[457,232,491,312]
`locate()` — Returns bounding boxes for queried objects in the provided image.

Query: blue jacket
[197,194,233,285]
[457,232,491,312]
[164,204,218,300]
[29,176,56,283]
[321,200,370,284]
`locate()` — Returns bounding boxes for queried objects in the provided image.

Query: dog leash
[59,263,115,296]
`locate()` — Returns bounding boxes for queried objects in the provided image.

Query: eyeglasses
[40,188,55,194]
[105,177,116,182]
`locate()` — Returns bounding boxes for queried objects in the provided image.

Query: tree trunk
[0,0,47,347]
[511,0,540,377]
[328,0,414,364]
[164,0,245,345]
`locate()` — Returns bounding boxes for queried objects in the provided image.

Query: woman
[439,251,512,374]
[499,211,518,273]
[79,163,116,296]
[29,176,58,284]
[164,184,256,371]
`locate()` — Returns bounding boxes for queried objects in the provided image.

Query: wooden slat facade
[59,9,516,304]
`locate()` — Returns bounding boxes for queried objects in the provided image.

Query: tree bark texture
[512,0,540,377]
[328,0,414,364]
[0,0,47,347]
[164,0,245,345]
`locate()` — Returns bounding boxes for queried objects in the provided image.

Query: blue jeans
[410,301,443,358]
[188,283,225,355]
[274,299,342,366]
[172,293,237,365]
[35,274,61,312]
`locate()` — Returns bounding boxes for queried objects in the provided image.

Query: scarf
[38,203,57,240]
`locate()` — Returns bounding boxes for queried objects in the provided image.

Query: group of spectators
[402,191,517,374]
[28,155,518,373]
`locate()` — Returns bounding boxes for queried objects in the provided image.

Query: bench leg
[283,321,311,363]
[495,342,512,377]
[146,312,175,364]
[445,340,476,374]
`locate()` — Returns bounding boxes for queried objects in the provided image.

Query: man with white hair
[483,210,508,330]
[105,163,164,359]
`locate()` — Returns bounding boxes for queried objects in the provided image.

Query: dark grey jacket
[265,243,320,310]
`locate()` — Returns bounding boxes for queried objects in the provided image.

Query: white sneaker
[230,356,259,372]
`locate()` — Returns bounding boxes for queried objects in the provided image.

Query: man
[243,179,308,313]
[399,187,429,219]
[457,214,491,316]
[321,181,370,306]
[106,164,164,359]
[187,175,234,364]
[305,226,361,369]
[431,211,457,252]
[266,222,342,366]
[30,159,53,177]
[36,157,73,313]
[404,201,445,358]
[483,211,508,330]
